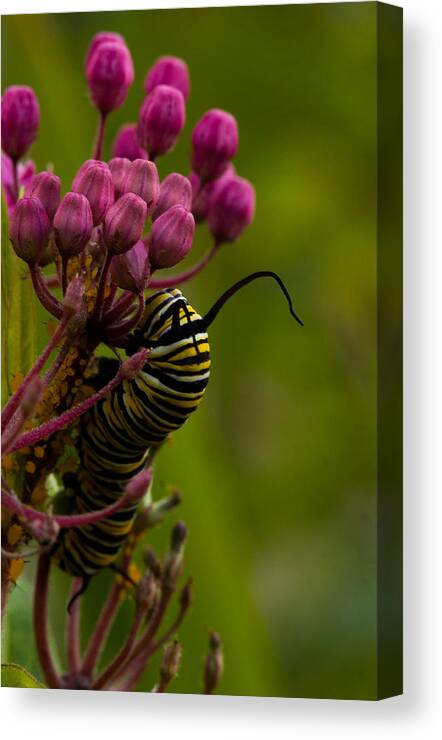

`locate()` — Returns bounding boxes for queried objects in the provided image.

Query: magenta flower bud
[72,160,114,225]
[149,204,195,270]
[138,84,185,160]
[112,123,148,161]
[190,164,235,222]
[110,240,150,293]
[86,41,134,114]
[144,56,190,101]
[103,192,147,255]
[53,192,93,257]
[1,86,40,161]
[109,157,131,199]
[85,31,126,71]
[208,175,255,244]
[122,158,159,213]
[27,171,61,222]
[74,158,104,179]
[153,173,192,222]
[191,109,238,181]
[9,197,50,264]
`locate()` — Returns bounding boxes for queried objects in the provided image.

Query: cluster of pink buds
[1,30,260,693]
[2,34,256,344]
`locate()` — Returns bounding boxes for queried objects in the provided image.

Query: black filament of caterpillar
[51,272,302,601]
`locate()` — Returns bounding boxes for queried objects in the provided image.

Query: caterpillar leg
[67,576,91,613]
[108,562,137,587]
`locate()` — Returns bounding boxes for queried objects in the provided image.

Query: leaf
[1,663,44,689]
[1,194,37,406]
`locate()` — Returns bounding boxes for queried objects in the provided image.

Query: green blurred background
[2,3,380,698]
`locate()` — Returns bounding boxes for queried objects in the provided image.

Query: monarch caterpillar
[52,272,302,591]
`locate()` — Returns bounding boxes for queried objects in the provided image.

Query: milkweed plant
[1,32,300,692]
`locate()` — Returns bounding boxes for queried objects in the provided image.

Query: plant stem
[33,553,61,688]
[148,243,219,290]
[45,274,60,290]
[93,112,107,160]
[104,294,145,343]
[110,586,173,689]
[42,339,72,388]
[1,477,145,529]
[12,158,19,203]
[1,314,70,429]
[92,608,143,689]
[61,255,69,295]
[66,578,82,675]
[29,263,63,318]
[81,582,121,676]
[93,252,112,322]
[103,290,136,326]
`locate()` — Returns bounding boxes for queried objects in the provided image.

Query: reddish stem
[29,263,63,318]
[61,255,69,295]
[66,578,82,674]
[93,112,107,160]
[12,158,19,203]
[42,339,71,388]
[148,244,219,290]
[1,478,145,529]
[93,252,112,322]
[1,314,70,429]
[81,540,137,678]
[103,291,137,325]
[104,294,145,343]
[111,586,173,689]
[33,553,61,688]
[92,608,144,689]
[45,274,60,290]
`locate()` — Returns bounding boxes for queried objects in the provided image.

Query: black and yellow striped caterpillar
[52,272,302,589]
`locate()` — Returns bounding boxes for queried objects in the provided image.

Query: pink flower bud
[103,192,147,255]
[159,640,182,686]
[109,157,131,199]
[138,84,185,160]
[112,123,148,161]
[1,85,40,161]
[53,192,93,257]
[190,164,235,222]
[72,160,114,225]
[122,158,159,213]
[153,173,192,221]
[191,109,238,181]
[208,175,255,244]
[9,197,51,264]
[27,171,61,222]
[86,41,134,114]
[149,204,194,269]
[85,31,126,71]
[144,56,190,101]
[110,240,150,293]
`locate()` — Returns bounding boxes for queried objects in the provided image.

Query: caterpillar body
[53,288,210,577]
[51,272,302,583]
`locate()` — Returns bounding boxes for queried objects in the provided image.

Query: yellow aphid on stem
[9,558,24,584]
[7,523,23,546]
[11,373,24,392]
